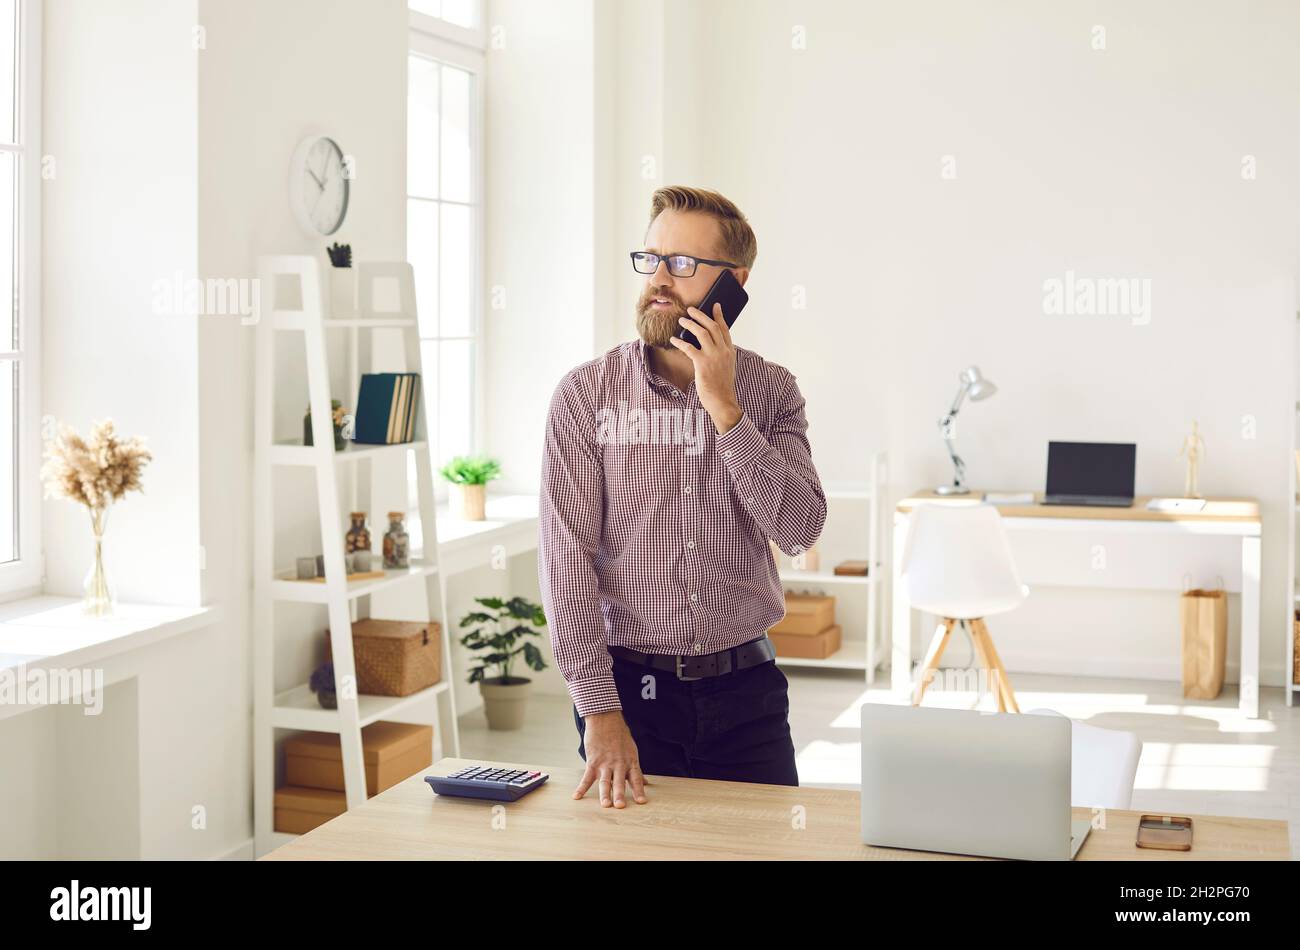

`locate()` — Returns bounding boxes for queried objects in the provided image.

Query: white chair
[900,502,1027,712]
[1027,709,1143,810]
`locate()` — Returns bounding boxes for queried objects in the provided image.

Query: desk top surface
[263,758,1289,861]
[897,490,1261,526]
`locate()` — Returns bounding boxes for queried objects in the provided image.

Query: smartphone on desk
[678,267,748,349]
[1136,814,1193,851]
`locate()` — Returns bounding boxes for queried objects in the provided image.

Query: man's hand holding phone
[574,710,649,807]
[671,302,743,435]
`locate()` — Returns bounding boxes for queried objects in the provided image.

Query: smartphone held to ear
[678,269,748,349]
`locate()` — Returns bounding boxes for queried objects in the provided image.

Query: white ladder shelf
[252,255,460,856]
[774,451,887,683]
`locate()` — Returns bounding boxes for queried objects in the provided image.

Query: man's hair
[648,186,757,269]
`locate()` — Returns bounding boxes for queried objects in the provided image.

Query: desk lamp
[935,366,997,495]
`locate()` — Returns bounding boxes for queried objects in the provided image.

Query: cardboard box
[770,625,842,660]
[284,721,432,796]
[769,592,835,636]
[274,786,347,835]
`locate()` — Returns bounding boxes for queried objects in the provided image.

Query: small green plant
[459,596,548,685]
[439,455,502,486]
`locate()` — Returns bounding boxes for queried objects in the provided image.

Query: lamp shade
[961,366,997,401]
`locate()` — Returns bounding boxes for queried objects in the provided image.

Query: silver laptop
[860,704,1091,860]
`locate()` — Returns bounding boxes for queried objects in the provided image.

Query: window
[408,3,483,497]
[0,0,39,597]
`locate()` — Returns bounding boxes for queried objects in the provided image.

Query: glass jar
[383,511,410,569]
[345,512,371,553]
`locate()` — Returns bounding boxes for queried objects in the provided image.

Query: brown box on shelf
[770,625,842,660]
[327,619,441,696]
[768,592,835,636]
[273,786,347,835]
[1293,616,1300,685]
[833,560,870,576]
[284,721,432,796]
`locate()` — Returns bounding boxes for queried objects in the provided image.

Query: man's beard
[636,285,689,348]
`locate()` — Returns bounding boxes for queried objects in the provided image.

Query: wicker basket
[327,619,442,697]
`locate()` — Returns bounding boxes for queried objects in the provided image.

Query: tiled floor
[458,668,1300,859]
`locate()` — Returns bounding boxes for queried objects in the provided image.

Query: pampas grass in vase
[41,419,152,617]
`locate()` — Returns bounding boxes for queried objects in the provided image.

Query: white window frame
[0,0,41,600]
[408,6,486,498]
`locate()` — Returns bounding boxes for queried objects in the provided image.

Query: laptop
[860,704,1091,860]
[1042,440,1136,507]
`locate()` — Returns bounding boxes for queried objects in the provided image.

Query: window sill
[432,493,538,568]
[0,596,220,676]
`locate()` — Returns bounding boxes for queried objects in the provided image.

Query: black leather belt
[609,636,776,682]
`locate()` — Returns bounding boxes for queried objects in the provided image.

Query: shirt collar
[633,338,677,395]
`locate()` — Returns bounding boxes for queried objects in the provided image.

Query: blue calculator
[425,764,549,802]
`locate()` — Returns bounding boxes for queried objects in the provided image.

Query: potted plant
[439,455,501,521]
[459,596,547,730]
[304,400,350,451]
[309,661,337,709]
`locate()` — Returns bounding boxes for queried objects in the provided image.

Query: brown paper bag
[1181,588,1227,699]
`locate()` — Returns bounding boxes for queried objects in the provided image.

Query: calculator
[424,765,550,802]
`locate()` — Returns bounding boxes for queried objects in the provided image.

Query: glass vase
[83,506,115,617]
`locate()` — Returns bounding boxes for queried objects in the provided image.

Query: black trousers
[573,652,799,786]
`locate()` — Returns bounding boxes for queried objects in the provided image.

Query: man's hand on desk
[575,710,649,807]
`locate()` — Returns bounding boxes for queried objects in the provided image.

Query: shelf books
[354,372,421,444]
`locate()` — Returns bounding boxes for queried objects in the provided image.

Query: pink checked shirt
[538,338,827,717]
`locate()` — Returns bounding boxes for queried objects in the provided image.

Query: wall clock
[289,135,350,235]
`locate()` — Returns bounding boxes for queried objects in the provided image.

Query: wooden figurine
[1179,420,1206,499]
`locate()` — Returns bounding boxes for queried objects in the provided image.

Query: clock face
[291,136,350,235]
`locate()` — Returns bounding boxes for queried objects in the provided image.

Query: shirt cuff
[568,675,622,718]
[715,410,768,471]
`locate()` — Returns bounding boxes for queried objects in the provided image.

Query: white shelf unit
[253,256,459,856]
[775,453,887,683]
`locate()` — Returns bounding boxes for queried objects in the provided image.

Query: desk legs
[891,515,913,695]
[1241,536,1260,719]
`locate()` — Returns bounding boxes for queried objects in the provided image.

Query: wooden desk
[892,490,1263,717]
[262,758,1289,861]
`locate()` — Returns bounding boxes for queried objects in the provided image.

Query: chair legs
[912,618,955,705]
[970,618,1020,713]
[911,616,1020,713]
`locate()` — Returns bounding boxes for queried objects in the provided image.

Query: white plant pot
[479,677,532,731]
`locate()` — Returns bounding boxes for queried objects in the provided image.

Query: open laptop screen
[1045,441,1136,499]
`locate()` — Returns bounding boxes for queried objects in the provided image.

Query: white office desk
[891,491,1263,718]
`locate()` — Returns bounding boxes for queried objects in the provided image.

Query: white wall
[42,0,202,604]
[586,0,1300,686]
[483,0,598,494]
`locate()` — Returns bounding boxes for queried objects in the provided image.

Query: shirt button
[683,486,692,495]
[745,497,754,505]
[693,643,703,653]
[686,540,695,549]
[724,449,734,458]
[689,592,699,602]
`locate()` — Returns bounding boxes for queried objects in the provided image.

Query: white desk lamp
[935,365,997,496]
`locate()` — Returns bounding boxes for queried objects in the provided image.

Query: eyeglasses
[630,251,740,278]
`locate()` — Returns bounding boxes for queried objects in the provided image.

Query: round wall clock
[289,135,350,235]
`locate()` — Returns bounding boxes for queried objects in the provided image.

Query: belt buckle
[675,655,703,682]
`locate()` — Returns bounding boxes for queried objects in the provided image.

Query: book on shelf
[354,372,420,444]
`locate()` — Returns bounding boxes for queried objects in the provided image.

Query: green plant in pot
[439,455,501,521]
[459,596,547,730]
